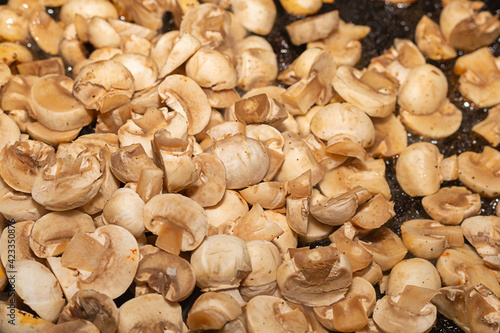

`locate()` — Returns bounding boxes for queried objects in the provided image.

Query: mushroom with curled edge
[239,181,287,210]
[239,240,282,301]
[333,66,398,118]
[421,186,481,225]
[351,194,395,230]
[180,3,230,49]
[134,248,196,302]
[310,186,372,227]
[277,246,352,307]
[329,223,373,273]
[458,146,500,197]
[112,53,158,92]
[14,260,65,322]
[187,292,243,331]
[473,104,500,146]
[205,190,249,230]
[265,210,298,256]
[234,94,288,126]
[308,19,370,67]
[232,0,276,35]
[185,153,226,207]
[190,234,252,291]
[386,258,441,296]
[72,60,135,114]
[358,227,408,272]
[461,215,500,269]
[286,11,339,46]
[431,284,500,333]
[0,221,40,269]
[231,203,284,242]
[45,320,99,333]
[102,188,145,238]
[436,245,500,297]
[0,302,55,332]
[143,193,208,255]
[314,277,376,332]
[372,285,438,333]
[401,219,464,259]
[415,15,457,60]
[29,210,95,258]
[58,289,118,333]
[0,140,55,193]
[186,48,238,91]
[109,143,158,184]
[440,0,500,51]
[117,293,185,333]
[246,295,309,333]
[396,142,443,197]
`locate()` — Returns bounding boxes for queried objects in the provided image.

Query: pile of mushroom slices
[1,0,500,332]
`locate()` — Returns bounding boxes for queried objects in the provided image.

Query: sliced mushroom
[0,190,48,222]
[102,188,145,238]
[279,0,322,15]
[112,53,158,92]
[0,74,39,112]
[109,144,158,183]
[232,203,283,241]
[472,104,500,146]
[60,0,118,26]
[234,94,287,126]
[205,190,249,229]
[0,301,55,332]
[87,17,121,49]
[158,31,200,77]
[458,146,500,197]
[461,215,500,269]
[415,15,456,60]
[351,194,395,230]
[185,153,226,207]
[387,258,441,296]
[239,181,287,210]
[358,227,408,271]
[59,290,118,333]
[0,221,39,269]
[231,0,275,35]
[422,186,481,225]
[135,167,164,203]
[0,6,30,43]
[265,210,298,256]
[16,57,65,77]
[329,223,373,272]
[45,320,99,333]
[28,9,64,56]
[285,10,339,46]
[187,292,243,331]
[0,43,32,66]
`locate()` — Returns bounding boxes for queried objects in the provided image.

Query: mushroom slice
[205,190,249,229]
[60,0,119,26]
[399,99,462,139]
[0,301,55,331]
[135,168,164,203]
[102,188,145,238]
[46,320,99,333]
[73,60,135,113]
[387,258,441,296]
[461,216,500,269]
[0,113,20,154]
[109,144,157,183]
[1,75,39,112]
[372,285,437,333]
[135,250,195,302]
[351,194,395,230]
[190,234,252,291]
[29,210,95,258]
[0,6,30,43]
[422,186,481,225]
[239,181,287,210]
[473,104,500,147]
[277,246,352,306]
[415,15,457,60]
[159,32,201,78]
[234,94,287,126]
[144,193,208,255]
[286,10,339,46]
[266,210,298,256]
[17,57,66,77]
[14,260,65,322]
[329,223,373,272]
[0,190,48,222]
[117,294,184,333]
[440,0,500,51]
[245,295,308,332]
[232,0,276,35]
[233,203,283,241]
[0,43,33,66]
[358,227,408,272]
[314,277,376,332]
[401,219,464,259]
[185,153,226,207]
[28,9,64,56]
[112,53,158,92]
[396,142,443,197]
[333,66,398,118]
[204,88,240,109]
[0,221,39,269]
[187,292,243,331]
[186,48,237,91]
[0,140,55,193]
[59,290,118,333]
[458,146,500,197]
[27,122,82,146]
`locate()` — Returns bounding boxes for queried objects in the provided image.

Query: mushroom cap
[241,240,282,287]
[461,215,500,269]
[232,0,276,35]
[190,234,252,291]
[187,292,243,331]
[112,53,158,92]
[458,146,500,197]
[102,188,145,238]
[205,189,249,228]
[109,143,157,183]
[415,15,457,60]
[285,10,339,46]
[387,258,441,296]
[186,48,238,91]
[60,0,118,26]
[185,153,227,207]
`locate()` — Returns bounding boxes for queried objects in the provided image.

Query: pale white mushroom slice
[27,74,94,131]
[473,104,500,146]
[422,186,481,225]
[458,146,500,197]
[117,294,185,333]
[73,60,135,114]
[231,0,276,35]
[149,30,180,73]
[461,216,500,269]
[112,53,158,92]
[205,190,249,229]
[234,94,287,126]
[358,227,408,272]
[60,0,118,26]
[399,99,462,139]
[156,32,199,78]
[440,0,500,51]
[0,140,55,193]
[102,188,145,237]
[29,210,95,258]
[135,249,196,302]
[59,290,118,333]
[0,302,55,332]
[277,246,352,306]
[87,17,121,49]
[266,210,298,255]
[187,292,243,331]
[454,47,500,108]
[285,10,339,46]
[415,15,456,60]
[372,285,437,333]
[185,153,226,207]
[396,142,443,197]
[232,203,283,241]
[0,190,48,222]
[239,181,287,210]
[109,143,158,183]
[190,234,252,291]
[0,221,39,269]
[386,258,441,296]
[368,113,407,157]
[14,260,65,322]
[121,35,152,56]
[143,193,208,255]
[313,277,376,332]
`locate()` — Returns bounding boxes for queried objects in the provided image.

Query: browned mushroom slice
[0,140,55,193]
[234,94,287,126]
[143,193,208,255]
[351,194,395,230]
[458,146,500,197]
[0,43,32,67]
[329,223,373,272]
[17,57,66,77]
[239,181,287,210]
[59,290,118,333]
[232,0,276,35]
[0,190,48,222]
[314,277,376,332]
[386,258,441,296]
[285,10,339,46]
[135,250,195,302]
[440,0,500,51]
[266,210,299,255]
[232,203,283,241]
[415,15,457,60]
[205,190,249,229]
[185,153,226,207]
[461,216,500,269]
[473,104,500,147]
[277,246,352,306]
[109,144,157,183]
[1,75,39,112]
[0,6,30,43]
[187,292,243,331]
[190,234,252,291]
[358,227,408,271]
[28,9,64,56]
[422,186,481,225]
